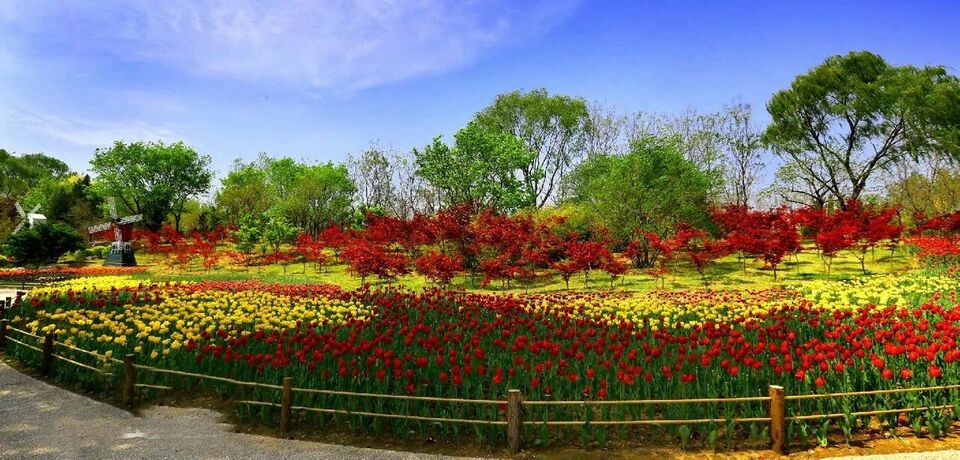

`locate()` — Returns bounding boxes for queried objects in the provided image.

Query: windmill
[88,197,143,266]
[12,202,46,233]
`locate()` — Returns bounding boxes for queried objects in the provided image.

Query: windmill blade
[108,197,118,219]
[29,204,40,214]
[88,222,113,234]
[114,225,122,242]
[118,214,144,225]
[13,221,24,234]
[14,201,24,218]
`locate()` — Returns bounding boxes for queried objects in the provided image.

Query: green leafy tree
[90,140,213,231]
[564,137,717,266]
[263,215,299,253]
[473,89,591,207]
[0,149,70,197]
[415,122,535,213]
[4,223,84,266]
[764,51,960,208]
[22,174,103,236]
[277,162,356,236]
[234,214,265,262]
[215,160,274,225]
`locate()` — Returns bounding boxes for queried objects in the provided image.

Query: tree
[886,158,960,218]
[278,162,356,236]
[233,214,265,266]
[566,239,612,288]
[215,160,273,225]
[564,137,717,266]
[90,140,212,231]
[4,223,84,266]
[764,51,960,208]
[21,174,103,236]
[341,239,409,284]
[472,89,592,207]
[414,250,464,285]
[263,215,299,254]
[765,159,832,209]
[675,225,729,287]
[0,149,70,197]
[348,145,395,212]
[415,122,536,213]
[294,232,327,273]
[721,102,765,207]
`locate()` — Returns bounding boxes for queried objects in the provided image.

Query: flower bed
[5,271,960,448]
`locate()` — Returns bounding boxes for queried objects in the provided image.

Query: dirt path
[0,361,474,459]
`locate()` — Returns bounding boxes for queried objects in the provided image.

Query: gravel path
[0,361,477,459]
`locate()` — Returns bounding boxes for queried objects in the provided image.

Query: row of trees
[2,51,959,253]
[135,197,912,289]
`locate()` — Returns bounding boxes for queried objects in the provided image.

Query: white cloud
[1,107,184,149]
[7,0,580,91]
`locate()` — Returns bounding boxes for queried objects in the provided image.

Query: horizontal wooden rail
[5,335,42,353]
[785,384,960,400]
[787,404,954,421]
[291,386,502,405]
[53,339,114,361]
[51,353,111,375]
[532,417,772,426]
[133,363,283,390]
[524,395,771,406]
[134,383,173,391]
[7,326,42,340]
[235,400,508,426]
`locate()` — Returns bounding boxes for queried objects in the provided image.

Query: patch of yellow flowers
[23,281,370,360]
[794,272,958,310]
[531,271,959,328]
[30,275,146,296]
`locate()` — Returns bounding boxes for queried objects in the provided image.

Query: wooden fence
[1,319,958,455]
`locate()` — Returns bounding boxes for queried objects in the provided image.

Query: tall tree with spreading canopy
[473,89,592,207]
[764,51,960,209]
[90,140,212,231]
[348,145,395,212]
[215,159,274,224]
[415,122,535,213]
[277,162,356,236]
[564,137,717,266]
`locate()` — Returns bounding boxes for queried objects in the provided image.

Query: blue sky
[1,1,958,181]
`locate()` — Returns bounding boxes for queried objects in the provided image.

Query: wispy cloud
[5,0,580,92]
[0,107,184,149]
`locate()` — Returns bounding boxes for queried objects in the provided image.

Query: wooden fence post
[0,319,7,350]
[769,385,786,455]
[123,354,136,407]
[280,377,293,434]
[40,332,55,375]
[507,389,522,453]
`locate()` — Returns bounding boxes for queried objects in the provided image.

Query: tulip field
[5,262,960,451]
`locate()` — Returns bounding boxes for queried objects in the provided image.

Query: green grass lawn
[132,244,915,294]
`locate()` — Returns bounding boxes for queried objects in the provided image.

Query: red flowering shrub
[341,239,410,283]
[414,250,464,285]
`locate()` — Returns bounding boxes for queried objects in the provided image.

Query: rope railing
[524,395,771,406]
[132,363,283,390]
[290,386,502,405]
[2,324,959,455]
[784,384,960,400]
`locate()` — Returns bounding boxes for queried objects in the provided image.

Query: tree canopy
[564,137,718,247]
[764,50,960,208]
[472,88,592,207]
[90,140,213,231]
[415,122,535,214]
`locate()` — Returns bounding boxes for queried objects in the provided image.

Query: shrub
[4,223,85,266]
